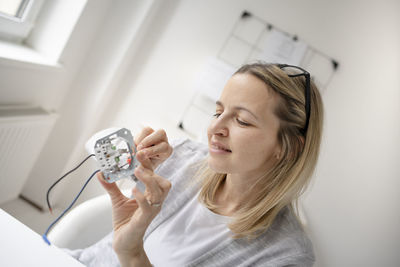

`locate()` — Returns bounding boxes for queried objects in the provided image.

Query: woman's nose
[209,116,228,137]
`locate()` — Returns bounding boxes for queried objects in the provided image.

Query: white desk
[0,209,84,266]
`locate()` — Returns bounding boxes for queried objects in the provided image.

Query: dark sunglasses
[277,64,311,136]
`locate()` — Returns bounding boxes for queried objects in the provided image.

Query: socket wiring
[43,154,98,245]
[43,169,100,245]
[46,154,95,214]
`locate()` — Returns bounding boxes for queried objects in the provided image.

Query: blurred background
[0,0,399,266]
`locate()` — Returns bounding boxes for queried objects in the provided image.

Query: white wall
[1,0,399,266]
[106,0,400,266]
[20,0,165,208]
[0,0,114,205]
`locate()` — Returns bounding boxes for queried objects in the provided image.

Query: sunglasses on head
[277,64,311,136]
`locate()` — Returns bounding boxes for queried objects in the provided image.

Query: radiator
[0,106,57,205]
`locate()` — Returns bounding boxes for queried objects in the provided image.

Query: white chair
[47,191,122,250]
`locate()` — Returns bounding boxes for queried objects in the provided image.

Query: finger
[97,172,124,202]
[134,166,163,204]
[137,129,168,151]
[140,172,171,203]
[132,186,152,214]
[153,175,172,194]
[135,150,153,170]
[140,141,172,159]
[134,127,154,147]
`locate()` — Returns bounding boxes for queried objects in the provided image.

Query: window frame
[0,0,45,43]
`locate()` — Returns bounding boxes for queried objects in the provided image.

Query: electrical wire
[42,169,100,245]
[46,154,95,213]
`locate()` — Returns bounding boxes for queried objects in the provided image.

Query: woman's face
[207,73,281,178]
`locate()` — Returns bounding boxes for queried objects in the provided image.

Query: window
[0,0,30,18]
[0,0,44,43]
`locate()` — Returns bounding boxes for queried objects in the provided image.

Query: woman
[70,62,323,266]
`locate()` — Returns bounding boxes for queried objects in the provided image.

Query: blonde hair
[198,62,324,239]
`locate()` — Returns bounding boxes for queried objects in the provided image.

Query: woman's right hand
[134,127,173,171]
[97,155,171,266]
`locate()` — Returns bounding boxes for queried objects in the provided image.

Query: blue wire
[42,169,100,245]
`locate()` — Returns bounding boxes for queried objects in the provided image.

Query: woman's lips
[209,142,232,154]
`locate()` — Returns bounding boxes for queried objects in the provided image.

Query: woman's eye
[236,118,250,126]
[213,113,221,118]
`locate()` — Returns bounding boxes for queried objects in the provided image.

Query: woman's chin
[207,158,229,173]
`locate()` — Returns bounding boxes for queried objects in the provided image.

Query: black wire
[43,169,100,245]
[46,154,95,213]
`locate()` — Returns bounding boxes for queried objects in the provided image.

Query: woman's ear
[274,146,283,160]
[290,135,305,160]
